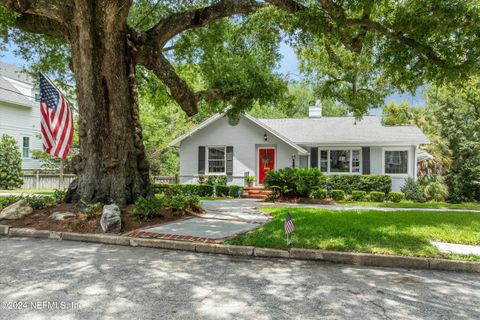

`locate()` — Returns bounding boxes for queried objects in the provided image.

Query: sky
[1,41,425,117]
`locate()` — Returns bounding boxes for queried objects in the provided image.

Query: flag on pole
[284,213,295,234]
[39,72,74,159]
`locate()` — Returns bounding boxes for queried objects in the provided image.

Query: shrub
[228,186,244,198]
[53,189,66,203]
[133,197,165,221]
[265,167,323,198]
[310,188,327,200]
[154,184,213,197]
[85,202,103,217]
[331,189,345,201]
[326,175,392,194]
[401,177,425,202]
[0,195,22,210]
[369,191,385,202]
[351,190,367,201]
[205,175,227,186]
[27,196,55,210]
[420,175,449,202]
[133,194,201,221]
[387,192,405,203]
[215,185,230,197]
[0,134,23,189]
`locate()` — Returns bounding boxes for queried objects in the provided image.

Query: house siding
[371,145,416,192]
[179,115,298,185]
[0,101,43,171]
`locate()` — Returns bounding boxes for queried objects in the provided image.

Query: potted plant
[245,176,255,187]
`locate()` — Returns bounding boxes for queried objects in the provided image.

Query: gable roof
[258,116,430,146]
[169,113,308,154]
[0,61,35,107]
[169,113,430,150]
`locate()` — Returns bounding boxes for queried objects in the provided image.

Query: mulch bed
[265,198,336,205]
[2,203,195,235]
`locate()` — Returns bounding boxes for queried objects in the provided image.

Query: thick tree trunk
[66,1,151,205]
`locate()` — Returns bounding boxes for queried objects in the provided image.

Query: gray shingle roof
[0,61,35,107]
[257,116,430,145]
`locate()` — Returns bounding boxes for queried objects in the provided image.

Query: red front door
[258,148,275,185]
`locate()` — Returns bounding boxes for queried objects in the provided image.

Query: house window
[384,150,408,174]
[330,150,350,173]
[207,146,226,173]
[22,137,30,158]
[320,150,328,172]
[317,149,361,174]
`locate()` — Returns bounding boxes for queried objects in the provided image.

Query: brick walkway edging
[1,225,479,273]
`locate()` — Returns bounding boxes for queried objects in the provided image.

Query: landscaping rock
[49,211,76,221]
[100,204,121,233]
[0,200,33,220]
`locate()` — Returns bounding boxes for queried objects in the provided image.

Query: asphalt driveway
[1,237,479,319]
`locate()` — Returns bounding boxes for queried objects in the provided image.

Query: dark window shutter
[198,146,206,174]
[226,146,234,176]
[362,147,370,174]
[310,147,318,168]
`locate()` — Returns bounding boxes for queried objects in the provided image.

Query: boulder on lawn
[100,204,121,233]
[49,211,76,221]
[0,200,33,220]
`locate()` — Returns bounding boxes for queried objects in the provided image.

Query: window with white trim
[317,149,361,174]
[384,150,408,174]
[22,136,30,158]
[207,146,226,173]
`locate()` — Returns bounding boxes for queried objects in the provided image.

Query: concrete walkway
[202,199,480,212]
[432,241,480,256]
[139,200,270,240]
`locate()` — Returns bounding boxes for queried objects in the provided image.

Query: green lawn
[338,201,480,210]
[0,189,55,195]
[226,208,480,261]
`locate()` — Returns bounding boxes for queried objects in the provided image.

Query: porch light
[291,154,296,168]
[264,133,268,141]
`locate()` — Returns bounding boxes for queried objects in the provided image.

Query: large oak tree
[1,0,479,204]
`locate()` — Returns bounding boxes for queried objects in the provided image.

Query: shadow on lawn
[1,237,480,319]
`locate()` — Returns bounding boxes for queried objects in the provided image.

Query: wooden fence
[22,174,77,190]
[21,174,178,190]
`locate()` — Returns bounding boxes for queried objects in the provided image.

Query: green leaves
[0,134,23,189]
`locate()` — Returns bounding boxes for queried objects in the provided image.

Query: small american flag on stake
[39,72,74,159]
[285,213,295,246]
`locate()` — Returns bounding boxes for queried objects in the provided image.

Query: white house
[169,103,430,192]
[0,61,43,171]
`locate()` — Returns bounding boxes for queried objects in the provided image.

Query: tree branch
[14,13,69,40]
[264,0,306,13]
[143,0,265,49]
[0,0,73,23]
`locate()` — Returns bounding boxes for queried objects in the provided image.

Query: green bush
[369,191,385,202]
[0,195,22,210]
[351,190,367,201]
[401,177,425,202]
[331,190,345,201]
[310,188,327,200]
[53,189,66,203]
[265,167,323,198]
[205,175,227,186]
[154,184,214,197]
[133,194,201,221]
[215,185,230,197]
[420,175,449,202]
[387,192,405,203]
[0,134,23,189]
[228,186,244,198]
[326,175,392,194]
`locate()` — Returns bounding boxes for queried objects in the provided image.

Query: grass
[226,208,480,261]
[0,189,55,195]
[338,201,480,210]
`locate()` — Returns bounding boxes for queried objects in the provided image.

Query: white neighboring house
[0,61,43,171]
[170,102,431,192]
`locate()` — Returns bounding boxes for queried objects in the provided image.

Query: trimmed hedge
[369,191,385,202]
[154,184,243,198]
[324,174,392,194]
[387,192,405,203]
[310,188,327,200]
[351,190,367,201]
[265,167,323,198]
[331,190,345,201]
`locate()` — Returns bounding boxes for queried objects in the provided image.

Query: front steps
[243,186,272,199]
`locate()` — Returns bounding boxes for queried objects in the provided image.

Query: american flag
[284,213,295,234]
[39,72,74,159]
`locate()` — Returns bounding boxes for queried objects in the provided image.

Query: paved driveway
[1,237,479,320]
